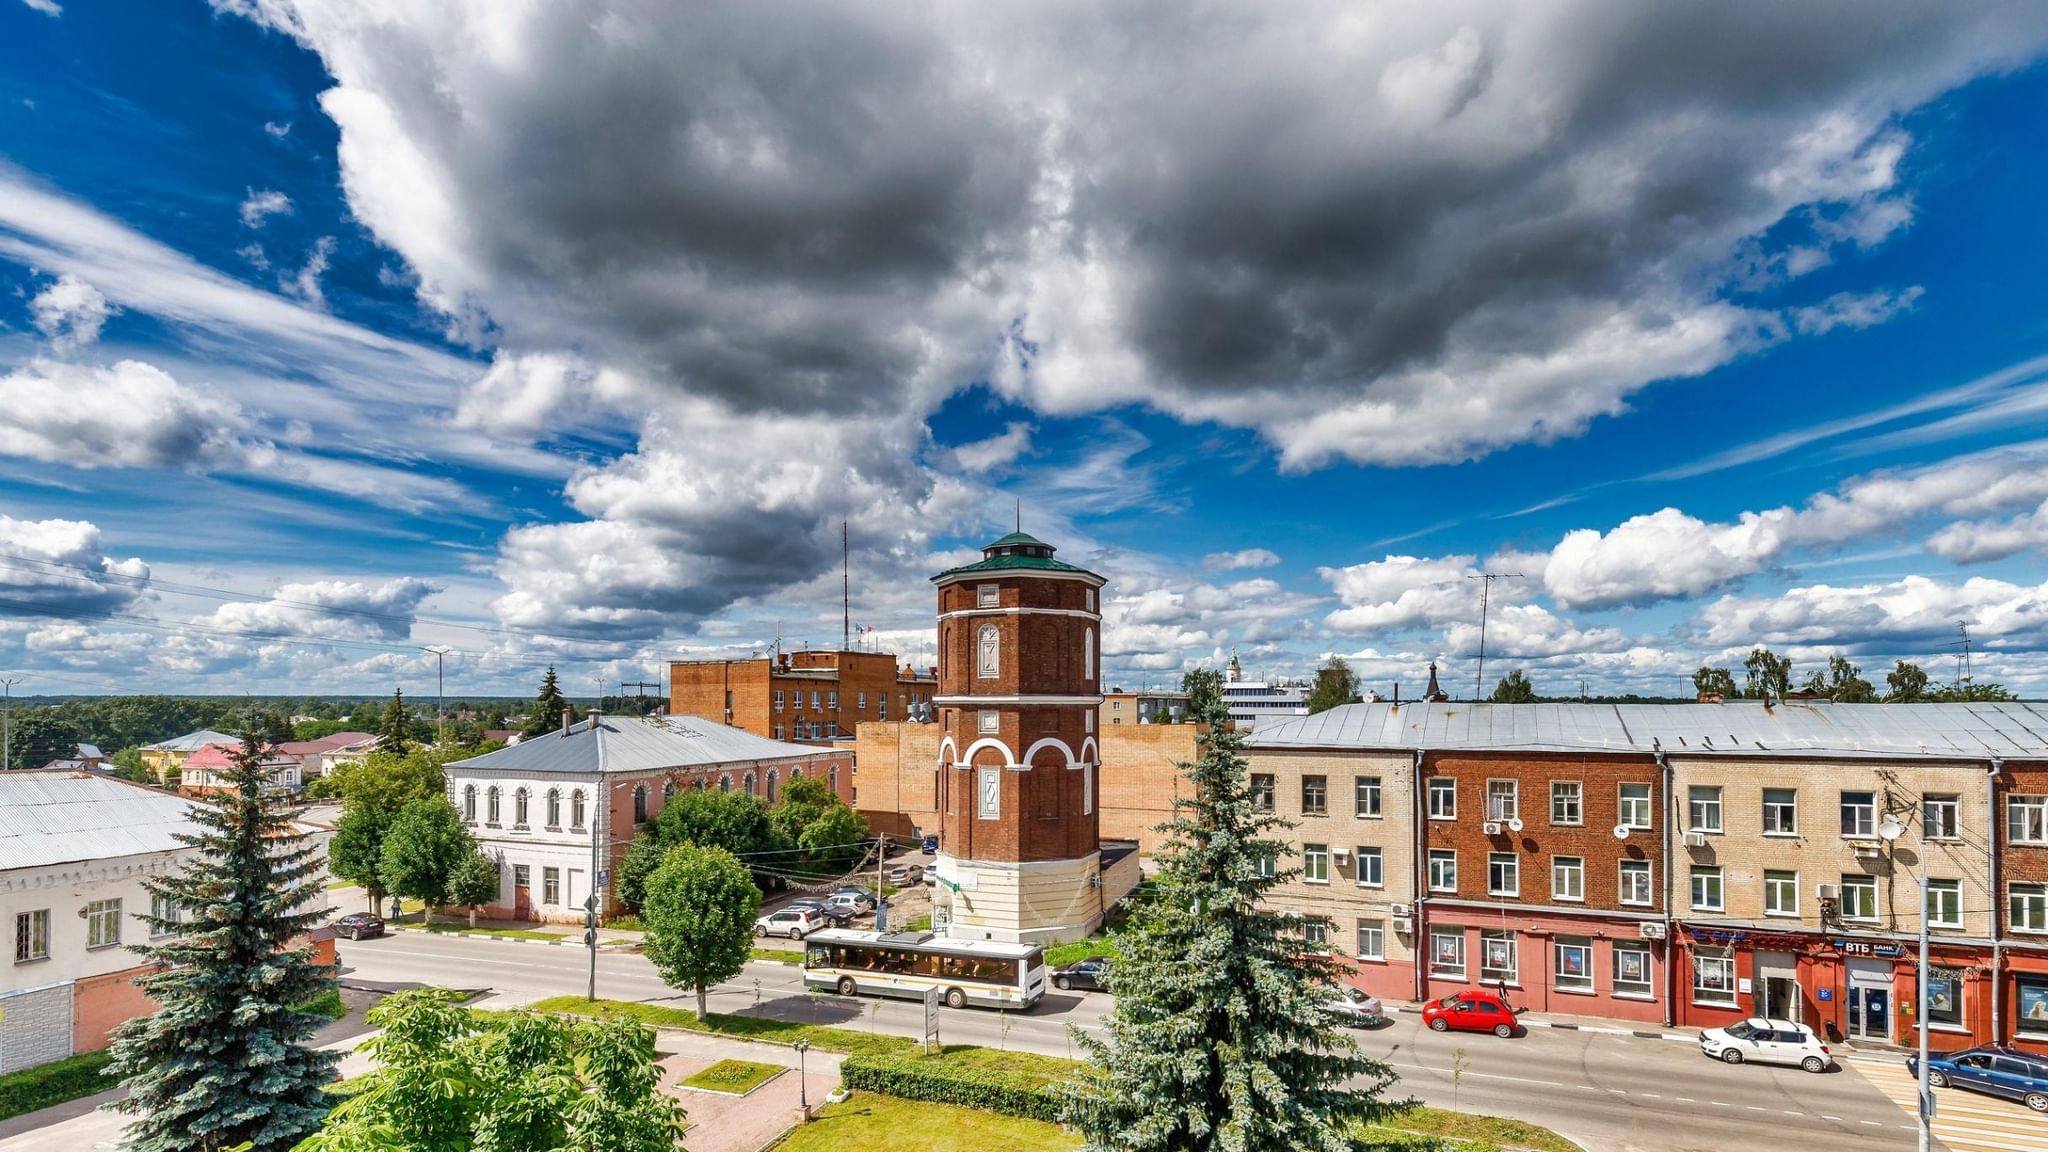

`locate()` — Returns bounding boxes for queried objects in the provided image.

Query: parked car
[829,886,877,909]
[1052,956,1110,991]
[921,835,939,854]
[1697,1018,1832,1073]
[821,892,872,918]
[786,899,854,927]
[332,912,384,941]
[1910,1045,2048,1112]
[754,908,821,939]
[1420,989,1520,1037]
[1326,987,1387,1028]
[887,863,925,884]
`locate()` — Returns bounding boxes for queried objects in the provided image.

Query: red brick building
[670,650,937,743]
[1999,758,2048,1055]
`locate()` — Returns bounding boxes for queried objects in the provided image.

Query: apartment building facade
[670,651,938,744]
[2002,758,2048,1055]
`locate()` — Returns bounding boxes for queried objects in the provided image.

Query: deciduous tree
[1304,655,1362,714]
[1181,667,1224,719]
[1886,660,1931,702]
[1489,670,1538,703]
[450,849,503,929]
[1691,666,1738,700]
[642,844,761,1018]
[1742,647,1793,700]
[380,798,473,913]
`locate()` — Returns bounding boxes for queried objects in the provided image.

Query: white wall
[1,849,187,995]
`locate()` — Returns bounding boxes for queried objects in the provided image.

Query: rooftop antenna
[1016,497,1022,534]
[842,520,851,653]
[1950,620,1974,686]
[1467,571,1523,702]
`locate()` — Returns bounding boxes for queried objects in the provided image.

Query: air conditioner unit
[1683,832,1709,849]
[1482,821,1504,836]
[1638,922,1667,940]
[1332,847,1350,862]
[1817,883,1840,902]
[1391,916,1414,934]
[1852,842,1881,859]
[1388,903,1411,918]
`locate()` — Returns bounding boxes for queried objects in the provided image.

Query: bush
[0,1051,116,1122]
[839,1047,1080,1123]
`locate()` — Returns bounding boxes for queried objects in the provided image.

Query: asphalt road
[339,933,1924,1152]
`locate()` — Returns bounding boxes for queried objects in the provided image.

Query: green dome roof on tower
[984,530,1050,550]
[931,529,1104,581]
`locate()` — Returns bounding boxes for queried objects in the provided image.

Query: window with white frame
[1302,843,1330,883]
[772,725,784,740]
[877,695,888,721]
[150,892,180,937]
[1354,775,1382,817]
[570,790,586,830]
[486,786,501,825]
[462,784,477,823]
[1355,846,1383,887]
[2009,796,2048,844]
[1551,780,1582,825]
[1690,866,1723,911]
[1486,780,1518,821]
[810,690,822,709]
[1428,777,1456,819]
[1302,776,1328,815]
[14,909,49,963]
[1840,791,1876,837]
[1250,774,1275,812]
[1926,879,1962,929]
[1302,918,1329,947]
[1688,786,1722,833]
[1763,788,1798,835]
[87,898,121,949]
[1552,856,1584,902]
[1487,852,1519,897]
[826,691,838,710]
[1840,874,1878,921]
[858,691,867,711]
[1694,947,1737,1005]
[1428,849,1457,892]
[1429,927,1466,978]
[545,788,561,828]
[1356,919,1385,961]
[2011,883,2048,933]
[1923,795,1960,840]
[513,788,530,829]
[1554,936,1593,992]
[977,624,1000,679]
[1480,930,1517,983]
[1619,859,1652,906]
[1764,870,1798,917]
[1619,783,1651,828]
[774,689,784,712]
[543,867,560,906]
[1255,852,1276,879]
[1614,943,1652,997]
[977,583,999,608]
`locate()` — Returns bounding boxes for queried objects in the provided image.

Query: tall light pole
[1878,813,1932,1152]
[422,646,451,745]
[1466,572,1522,702]
[0,677,22,771]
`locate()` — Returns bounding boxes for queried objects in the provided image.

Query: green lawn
[1360,1108,1579,1152]
[678,1059,784,1095]
[750,947,800,964]
[0,1051,116,1122]
[1042,933,1119,967]
[526,996,917,1058]
[291,988,349,1021]
[604,914,646,931]
[770,1093,1078,1152]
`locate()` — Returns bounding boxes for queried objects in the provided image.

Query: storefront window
[1693,947,1736,1005]
[1614,944,1652,997]
[1480,930,1517,983]
[1554,937,1593,992]
[2019,976,2048,1036]
[1430,927,1466,978]
[1923,970,1963,1029]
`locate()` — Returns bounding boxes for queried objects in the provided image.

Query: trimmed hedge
[839,1048,1078,1122]
[0,1050,116,1122]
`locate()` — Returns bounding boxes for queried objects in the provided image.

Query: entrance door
[1753,951,1801,1023]
[513,864,532,920]
[1846,960,1891,1041]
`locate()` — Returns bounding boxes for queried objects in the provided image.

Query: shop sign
[1817,987,1833,1001]
[1833,939,1904,958]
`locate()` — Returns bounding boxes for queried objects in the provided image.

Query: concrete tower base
[933,851,1104,946]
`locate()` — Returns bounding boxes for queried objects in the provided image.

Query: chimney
[561,709,572,735]
[1393,682,1401,705]
[589,708,602,732]
[1697,691,1724,704]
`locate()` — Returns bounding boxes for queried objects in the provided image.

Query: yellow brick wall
[1248,748,1419,965]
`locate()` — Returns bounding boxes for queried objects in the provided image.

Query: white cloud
[238,188,293,228]
[1441,603,1629,659]
[28,273,112,350]
[264,120,292,138]
[280,236,334,307]
[202,577,440,642]
[0,358,247,469]
[1925,499,2048,564]
[19,0,60,16]
[0,515,149,614]
[1202,548,1281,572]
[455,351,642,437]
[1695,574,2048,651]
[951,422,1034,473]
[1790,285,1924,336]
[1322,554,1491,632]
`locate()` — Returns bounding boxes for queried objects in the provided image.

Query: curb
[1394,1004,1692,1043]
[385,926,638,950]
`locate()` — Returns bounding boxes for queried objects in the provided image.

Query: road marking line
[1608,1089,1628,1095]
[1860,1120,1882,1126]
[1746,1106,1767,1112]
[1673,1097,1694,1103]
[1578,1085,1598,1092]
[1821,1115,1843,1121]
[1781,1110,1803,1116]
[1639,1092,1659,1098]
[1712,1101,1731,1107]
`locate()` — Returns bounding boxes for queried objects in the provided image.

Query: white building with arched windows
[444,713,848,924]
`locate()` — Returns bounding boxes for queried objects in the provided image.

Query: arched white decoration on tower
[977,623,1000,679]
[1022,736,1079,767]
[938,735,959,765]
[959,736,1016,767]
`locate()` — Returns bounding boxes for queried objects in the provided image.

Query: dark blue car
[1908,1045,2048,1113]
[920,835,939,854]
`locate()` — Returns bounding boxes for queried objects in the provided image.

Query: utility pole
[621,680,659,715]
[1467,572,1522,702]
[0,678,21,771]
[422,646,451,745]
[842,520,851,653]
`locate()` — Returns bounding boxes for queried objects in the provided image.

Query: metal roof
[143,728,239,752]
[447,714,834,776]
[1246,701,2048,759]
[0,772,204,872]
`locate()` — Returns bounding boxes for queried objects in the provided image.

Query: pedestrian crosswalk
[1848,1055,2048,1152]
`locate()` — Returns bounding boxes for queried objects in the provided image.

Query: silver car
[1325,987,1387,1027]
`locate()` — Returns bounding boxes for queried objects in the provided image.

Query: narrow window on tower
[977,623,1000,679]
[977,767,1001,819]
[1083,629,1093,681]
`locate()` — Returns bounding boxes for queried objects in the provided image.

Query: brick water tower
[930,531,1106,944]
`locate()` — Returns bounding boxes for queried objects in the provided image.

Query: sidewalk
[1390,1001,1696,1042]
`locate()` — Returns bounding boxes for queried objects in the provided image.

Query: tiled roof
[0,772,204,871]
[447,715,833,776]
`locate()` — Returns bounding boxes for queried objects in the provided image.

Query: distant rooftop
[143,728,239,753]
[0,772,205,871]
[448,714,835,776]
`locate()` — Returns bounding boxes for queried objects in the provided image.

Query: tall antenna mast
[842,520,850,652]
[1467,572,1523,702]
[1954,620,1973,686]
[1016,497,1022,534]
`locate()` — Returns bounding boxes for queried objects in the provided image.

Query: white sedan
[1698,1017,1833,1073]
[1325,987,1387,1027]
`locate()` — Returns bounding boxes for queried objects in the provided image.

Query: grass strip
[0,1051,116,1122]
[678,1058,784,1095]
[527,995,917,1057]
[768,1093,1079,1152]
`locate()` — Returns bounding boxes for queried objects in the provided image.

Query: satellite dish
[1612,823,1631,841]
[1506,818,1524,833]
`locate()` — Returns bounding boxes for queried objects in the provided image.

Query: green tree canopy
[1304,655,1362,715]
[520,665,571,740]
[1821,655,1877,702]
[1691,665,1738,699]
[642,844,762,1017]
[1743,647,1793,700]
[1886,660,1931,702]
[380,798,475,911]
[1490,669,1538,703]
[377,688,413,756]
[105,729,338,1152]
[450,849,503,929]
[1180,666,1224,719]
[329,805,394,911]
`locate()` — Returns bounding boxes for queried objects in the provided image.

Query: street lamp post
[0,678,21,771]
[1878,814,1932,1152]
[794,1037,810,1116]
[422,646,451,745]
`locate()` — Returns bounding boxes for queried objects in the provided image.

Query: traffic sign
[597,869,609,888]
[923,985,942,1054]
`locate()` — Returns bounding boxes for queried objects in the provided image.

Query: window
[1923,795,1960,840]
[774,689,784,712]
[1084,710,1093,733]
[1355,847,1383,888]
[1614,943,1652,997]
[1693,947,1737,1005]
[977,767,1001,820]
[1690,866,1723,911]
[1255,852,1277,879]
[2020,976,2048,1036]
[828,766,838,794]
[977,624,1000,679]
[570,790,587,830]
[1428,777,1456,820]
[1301,918,1329,947]
[1688,786,1722,833]
[543,867,561,906]
[1429,927,1466,978]
[1486,780,1518,821]
[1356,919,1385,961]
[1840,790,1876,837]
[1925,971,1963,1028]
[826,691,838,711]
[1618,783,1651,829]
[810,690,822,709]
[1428,850,1457,892]
[977,583,999,608]
[1084,629,1094,679]
[1480,930,1517,983]
[1354,776,1382,817]
[856,691,867,711]
[513,864,531,889]
[1926,879,1962,929]
[1619,859,1652,906]
[2013,883,2048,933]
[772,725,784,740]
[1763,788,1798,835]
[1552,856,1584,902]
[513,788,530,829]
[1487,852,1519,896]
[486,786,502,825]
[87,898,121,949]
[462,784,477,823]
[1840,874,1878,921]
[1764,870,1798,917]
[743,771,756,794]
[150,893,180,937]
[1302,843,1329,883]
[2009,795,2048,844]
[719,774,732,793]
[545,789,562,828]
[626,784,645,824]
[1250,774,1275,813]
[767,769,778,803]
[1550,781,1582,825]
[1302,776,1327,815]
[15,909,49,962]
[877,695,888,721]
[1554,936,1593,992]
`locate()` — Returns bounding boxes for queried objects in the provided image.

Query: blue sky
[5,1,2048,701]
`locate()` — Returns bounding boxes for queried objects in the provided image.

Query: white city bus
[802,929,1048,1010]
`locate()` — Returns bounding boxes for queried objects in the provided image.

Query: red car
[1421,989,1521,1037]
